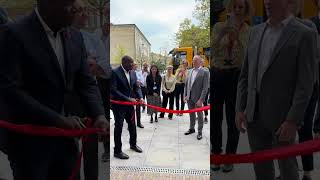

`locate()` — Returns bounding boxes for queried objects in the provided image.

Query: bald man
[0,0,108,179]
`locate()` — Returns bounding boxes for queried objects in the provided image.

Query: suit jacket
[236,18,317,131]
[146,74,161,95]
[0,11,104,152]
[111,66,142,110]
[184,67,209,103]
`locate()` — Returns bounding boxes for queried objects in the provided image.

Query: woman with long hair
[174,64,187,116]
[159,65,176,120]
[146,65,162,123]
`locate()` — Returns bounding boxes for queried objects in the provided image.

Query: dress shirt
[257,15,293,92]
[121,64,130,85]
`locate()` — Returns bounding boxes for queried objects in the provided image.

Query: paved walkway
[110,107,211,172]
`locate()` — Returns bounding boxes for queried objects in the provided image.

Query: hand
[235,112,246,133]
[138,98,145,104]
[56,116,82,129]
[129,98,137,102]
[93,115,109,142]
[276,121,297,142]
[184,96,188,103]
[136,80,142,86]
[88,57,98,74]
[153,93,158,96]
[314,132,320,139]
[196,100,203,107]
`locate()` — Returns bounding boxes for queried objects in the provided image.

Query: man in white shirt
[133,63,144,128]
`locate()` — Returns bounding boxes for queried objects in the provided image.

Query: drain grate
[110,166,210,176]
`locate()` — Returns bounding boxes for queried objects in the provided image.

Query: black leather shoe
[197,133,203,140]
[130,145,143,153]
[275,176,280,180]
[302,176,312,180]
[114,152,129,159]
[137,124,144,128]
[184,129,195,135]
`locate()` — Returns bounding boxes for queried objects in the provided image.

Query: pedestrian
[236,0,317,179]
[111,55,144,160]
[141,63,149,112]
[133,63,144,128]
[184,56,209,141]
[211,0,251,173]
[174,64,187,116]
[0,0,109,179]
[159,65,176,120]
[146,65,162,123]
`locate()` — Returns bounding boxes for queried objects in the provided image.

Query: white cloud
[111,0,197,53]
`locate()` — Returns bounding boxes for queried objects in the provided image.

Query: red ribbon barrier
[0,120,104,137]
[211,139,320,165]
[0,119,104,180]
[110,100,210,113]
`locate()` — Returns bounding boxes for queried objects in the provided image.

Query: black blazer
[146,74,161,95]
[0,11,104,151]
[111,66,142,109]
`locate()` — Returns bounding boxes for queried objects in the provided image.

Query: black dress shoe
[184,129,195,135]
[302,176,312,180]
[130,145,143,153]
[197,133,203,140]
[114,152,129,159]
[137,124,144,128]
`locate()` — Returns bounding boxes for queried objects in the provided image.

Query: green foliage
[112,44,126,65]
[175,0,210,48]
[150,52,166,72]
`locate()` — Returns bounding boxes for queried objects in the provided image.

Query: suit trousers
[187,100,204,133]
[113,106,137,153]
[8,136,80,180]
[96,77,110,156]
[298,83,318,171]
[247,96,299,180]
[211,68,240,154]
[203,90,209,116]
[175,83,185,111]
[247,122,299,180]
[160,91,175,118]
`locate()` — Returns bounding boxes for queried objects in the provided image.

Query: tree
[85,0,108,28]
[112,45,126,65]
[175,18,209,48]
[150,52,167,72]
[175,0,210,48]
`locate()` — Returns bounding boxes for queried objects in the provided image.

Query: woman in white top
[159,65,176,120]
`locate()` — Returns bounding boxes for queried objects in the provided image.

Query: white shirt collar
[35,7,63,36]
[121,64,129,74]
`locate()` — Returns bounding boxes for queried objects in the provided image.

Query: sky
[110,0,198,53]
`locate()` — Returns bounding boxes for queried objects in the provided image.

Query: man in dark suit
[0,0,108,179]
[111,55,144,159]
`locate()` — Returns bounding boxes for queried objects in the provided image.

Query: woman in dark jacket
[146,65,162,123]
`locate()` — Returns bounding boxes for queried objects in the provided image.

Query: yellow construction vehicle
[168,47,210,72]
[212,0,318,26]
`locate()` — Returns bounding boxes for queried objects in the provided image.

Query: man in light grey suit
[235,0,317,180]
[184,55,209,140]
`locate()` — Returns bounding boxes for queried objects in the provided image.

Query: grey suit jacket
[236,18,317,131]
[184,67,209,103]
[296,18,320,84]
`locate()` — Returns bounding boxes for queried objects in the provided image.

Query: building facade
[110,24,151,67]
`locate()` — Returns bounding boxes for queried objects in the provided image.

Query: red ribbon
[0,119,103,180]
[211,139,320,165]
[110,100,210,113]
